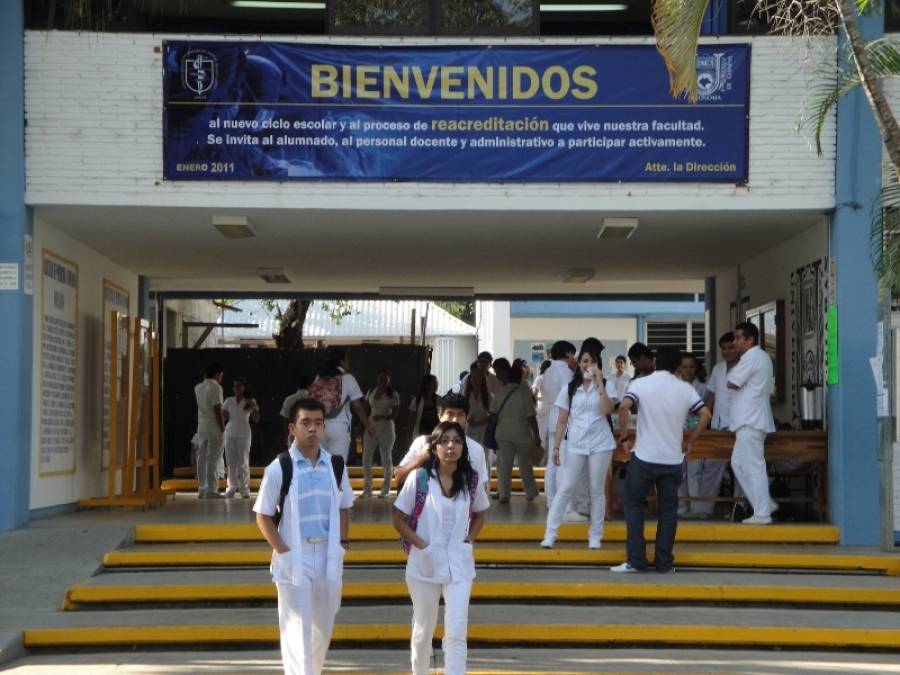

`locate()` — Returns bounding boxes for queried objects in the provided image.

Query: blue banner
[163,42,750,183]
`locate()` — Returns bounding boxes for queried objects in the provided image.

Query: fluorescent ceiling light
[597,217,638,239]
[230,1,326,8]
[259,268,291,284]
[213,215,255,239]
[380,286,474,297]
[540,4,629,11]
[563,269,595,284]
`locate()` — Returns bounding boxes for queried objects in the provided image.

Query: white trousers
[407,575,472,675]
[544,450,613,543]
[731,427,771,516]
[276,543,341,675]
[362,422,395,495]
[196,431,224,495]
[546,448,590,515]
[322,424,351,462]
[224,434,251,493]
[686,459,727,516]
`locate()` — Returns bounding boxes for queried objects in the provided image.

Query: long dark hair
[567,345,603,403]
[463,364,490,411]
[424,421,475,499]
[317,358,342,378]
[376,368,395,397]
[416,374,438,403]
[233,376,251,398]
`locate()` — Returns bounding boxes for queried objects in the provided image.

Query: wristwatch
[619,437,629,443]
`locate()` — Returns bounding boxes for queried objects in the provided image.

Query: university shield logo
[696,53,722,97]
[181,49,218,97]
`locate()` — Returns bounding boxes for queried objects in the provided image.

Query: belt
[305,536,328,544]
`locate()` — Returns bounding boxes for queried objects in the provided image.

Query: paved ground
[2,493,898,673]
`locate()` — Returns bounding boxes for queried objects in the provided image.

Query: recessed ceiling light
[259,268,291,283]
[540,3,628,11]
[597,217,638,239]
[563,269,595,283]
[213,215,255,239]
[230,0,326,8]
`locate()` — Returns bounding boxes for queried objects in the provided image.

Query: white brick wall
[23,32,835,211]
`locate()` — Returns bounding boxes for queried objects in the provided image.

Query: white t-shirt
[553,379,617,455]
[366,388,400,424]
[609,372,632,401]
[399,435,489,488]
[623,371,705,465]
[706,361,733,430]
[727,346,776,433]
[223,396,257,437]
[543,360,573,435]
[195,378,223,434]
[280,389,308,419]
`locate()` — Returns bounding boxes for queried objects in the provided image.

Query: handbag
[483,387,517,450]
[400,468,429,554]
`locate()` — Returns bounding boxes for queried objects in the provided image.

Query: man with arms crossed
[612,346,710,573]
[727,321,778,525]
[255,398,354,675]
[682,333,737,519]
[394,393,490,491]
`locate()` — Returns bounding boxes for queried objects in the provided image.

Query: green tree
[260,300,357,349]
[434,301,476,326]
[651,0,900,283]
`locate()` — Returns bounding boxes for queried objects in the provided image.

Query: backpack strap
[274,450,293,529]
[330,454,345,489]
[401,468,430,554]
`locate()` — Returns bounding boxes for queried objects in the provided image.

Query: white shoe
[677,505,689,516]
[769,498,780,514]
[562,511,589,523]
[360,490,372,498]
[197,490,206,500]
[240,491,250,498]
[224,489,236,498]
[610,562,641,573]
[205,491,224,499]
[588,539,601,550]
[743,514,772,525]
[540,537,555,549]
[681,509,710,520]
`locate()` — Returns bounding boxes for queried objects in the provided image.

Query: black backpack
[273,450,345,528]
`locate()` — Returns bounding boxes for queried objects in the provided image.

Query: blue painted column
[0,0,33,530]
[828,12,884,545]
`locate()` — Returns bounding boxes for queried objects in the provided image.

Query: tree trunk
[835,0,900,181]
[273,299,312,350]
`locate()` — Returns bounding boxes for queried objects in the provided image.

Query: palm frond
[801,39,900,155]
[652,0,711,101]
[872,169,900,290]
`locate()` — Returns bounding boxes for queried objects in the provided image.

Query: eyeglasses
[437,437,464,447]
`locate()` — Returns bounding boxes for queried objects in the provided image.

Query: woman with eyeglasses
[393,421,490,675]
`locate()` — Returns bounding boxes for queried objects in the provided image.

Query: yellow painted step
[133,522,841,545]
[62,580,900,609]
[102,544,900,575]
[23,623,900,650]
[160,478,541,492]
[171,466,547,479]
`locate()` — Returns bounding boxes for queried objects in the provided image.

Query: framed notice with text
[40,250,79,477]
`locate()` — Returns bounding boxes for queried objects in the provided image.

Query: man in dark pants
[611,346,711,574]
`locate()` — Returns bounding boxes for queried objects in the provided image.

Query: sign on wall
[102,280,130,471]
[40,250,78,477]
[163,42,750,183]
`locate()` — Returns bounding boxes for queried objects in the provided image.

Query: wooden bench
[608,430,828,521]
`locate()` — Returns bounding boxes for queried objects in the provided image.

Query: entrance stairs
[23,469,900,655]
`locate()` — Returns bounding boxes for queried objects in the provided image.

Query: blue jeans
[624,455,683,572]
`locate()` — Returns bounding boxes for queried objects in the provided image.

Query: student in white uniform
[280,374,312,445]
[463,365,492,449]
[308,349,374,462]
[682,333,738,519]
[195,362,225,499]
[393,421,490,675]
[541,343,617,550]
[541,341,577,510]
[727,321,778,524]
[223,376,260,498]
[677,352,710,514]
[608,355,632,402]
[395,394,490,493]
[532,360,552,449]
[254,397,353,675]
[361,368,400,498]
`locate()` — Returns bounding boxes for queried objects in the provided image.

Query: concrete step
[171,466,547,479]
[162,477,544,492]
[62,567,900,610]
[21,605,900,650]
[133,522,841,544]
[100,540,900,574]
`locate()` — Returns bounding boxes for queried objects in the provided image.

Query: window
[646,319,707,368]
